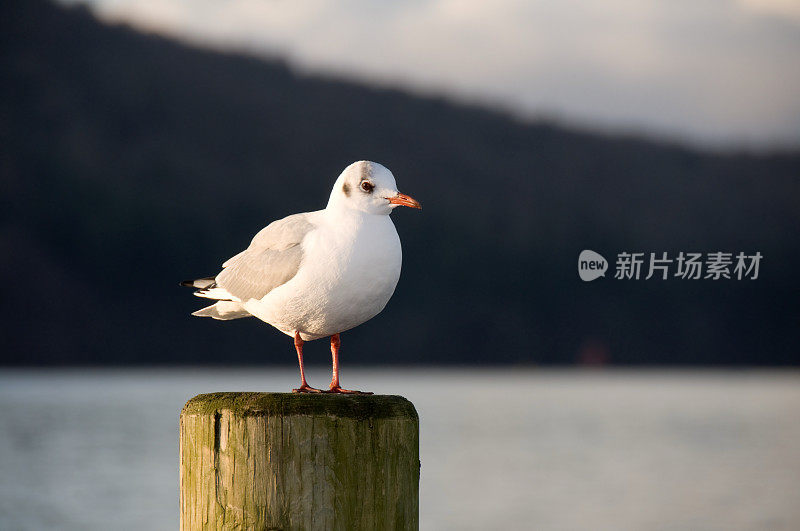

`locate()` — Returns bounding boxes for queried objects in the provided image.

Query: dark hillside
[1,0,798,365]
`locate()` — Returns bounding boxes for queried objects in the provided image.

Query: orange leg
[292,331,321,393]
[326,333,372,394]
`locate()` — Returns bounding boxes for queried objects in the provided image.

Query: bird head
[328,161,421,215]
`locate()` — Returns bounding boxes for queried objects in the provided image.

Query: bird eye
[360,181,374,193]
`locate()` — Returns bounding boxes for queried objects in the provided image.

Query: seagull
[181,161,421,394]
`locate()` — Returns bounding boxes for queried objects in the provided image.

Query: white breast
[244,210,402,340]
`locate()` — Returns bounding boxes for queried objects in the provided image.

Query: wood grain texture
[179,392,419,530]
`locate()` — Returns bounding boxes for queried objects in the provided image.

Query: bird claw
[292,385,323,393]
[325,386,373,395]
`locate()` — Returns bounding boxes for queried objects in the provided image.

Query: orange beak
[387,192,422,209]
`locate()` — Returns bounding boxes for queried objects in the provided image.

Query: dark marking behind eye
[342,182,351,197]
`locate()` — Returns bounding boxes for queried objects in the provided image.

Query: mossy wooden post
[179,392,419,530]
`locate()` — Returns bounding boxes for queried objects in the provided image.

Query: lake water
[0,368,798,530]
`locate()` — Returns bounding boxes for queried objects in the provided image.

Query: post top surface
[182,392,418,421]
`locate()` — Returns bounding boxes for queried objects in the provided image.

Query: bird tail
[182,276,250,319]
[191,301,252,320]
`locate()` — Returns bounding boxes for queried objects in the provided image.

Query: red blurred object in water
[578,338,610,366]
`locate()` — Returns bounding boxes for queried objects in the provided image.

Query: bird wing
[213,213,316,302]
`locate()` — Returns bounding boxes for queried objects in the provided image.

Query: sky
[66,0,800,150]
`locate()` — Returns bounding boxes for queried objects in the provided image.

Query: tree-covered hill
[2,0,798,365]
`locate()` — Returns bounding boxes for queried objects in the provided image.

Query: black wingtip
[181,276,217,289]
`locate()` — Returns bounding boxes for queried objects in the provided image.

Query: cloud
[69,0,800,149]
[738,0,800,22]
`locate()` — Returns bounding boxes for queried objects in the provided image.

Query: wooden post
[179,392,419,530]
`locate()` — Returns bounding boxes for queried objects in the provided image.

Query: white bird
[182,161,421,394]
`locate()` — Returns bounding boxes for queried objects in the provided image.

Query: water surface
[0,368,798,530]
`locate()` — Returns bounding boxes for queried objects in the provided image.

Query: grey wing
[215,213,315,302]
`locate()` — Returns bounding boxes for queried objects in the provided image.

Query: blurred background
[1,0,798,529]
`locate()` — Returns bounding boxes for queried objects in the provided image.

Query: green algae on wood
[179,392,419,530]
